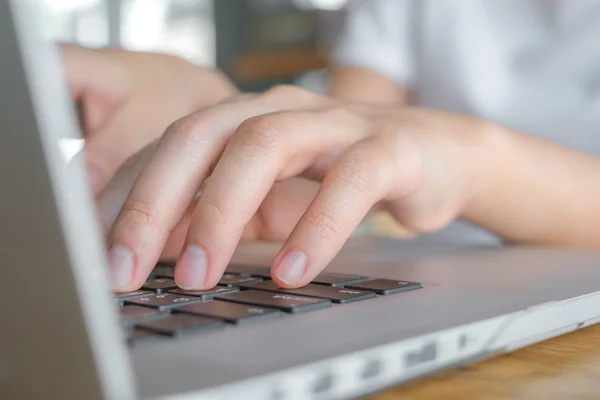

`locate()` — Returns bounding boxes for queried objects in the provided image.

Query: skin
[329,66,411,105]
[65,45,600,293]
[62,44,237,195]
[103,86,600,293]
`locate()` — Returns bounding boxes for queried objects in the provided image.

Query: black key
[346,279,422,295]
[138,314,224,337]
[169,286,239,300]
[115,290,153,300]
[217,290,331,313]
[242,267,272,279]
[152,266,175,278]
[127,328,159,345]
[311,272,370,287]
[218,274,263,287]
[142,277,178,293]
[225,264,269,277]
[176,300,282,325]
[120,305,168,326]
[125,293,201,310]
[156,260,176,267]
[243,281,376,304]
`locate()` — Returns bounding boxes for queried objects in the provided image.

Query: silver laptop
[4,1,600,399]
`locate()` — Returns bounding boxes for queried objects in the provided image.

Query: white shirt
[332,0,600,244]
[333,0,600,156]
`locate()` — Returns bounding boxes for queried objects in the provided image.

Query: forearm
[328,66,410,105]
[464,124,600,248]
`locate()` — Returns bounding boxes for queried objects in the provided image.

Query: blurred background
[32,0,347,92]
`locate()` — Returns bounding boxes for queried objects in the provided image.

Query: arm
[328,66,410,105]
[327,0,415,105]
[463,124,600,248]
[100,85,600,292]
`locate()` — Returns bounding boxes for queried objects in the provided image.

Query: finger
[95,141,158,235]
[108,87,323,292]
[83,87,215,195]
[271,130,422,287]
[175,108,368,289]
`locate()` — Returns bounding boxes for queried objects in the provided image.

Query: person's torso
[414,0,600,155]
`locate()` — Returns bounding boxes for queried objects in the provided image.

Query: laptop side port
[311,371,335,395]
[360,359,383,380]
[404,342,438,368]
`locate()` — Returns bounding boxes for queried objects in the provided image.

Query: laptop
[3,1,600,399]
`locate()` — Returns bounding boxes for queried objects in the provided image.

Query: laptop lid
[0,1,135,398]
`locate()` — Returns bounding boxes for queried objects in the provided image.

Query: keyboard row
[117,265,422,345]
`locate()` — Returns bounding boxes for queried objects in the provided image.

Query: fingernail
[176,245,208,289]
[274,250,307,286]
[107,245,134,290]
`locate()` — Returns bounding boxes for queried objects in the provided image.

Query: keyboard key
[346,279,422,295]
[169,286,239,300]
[152,266,175,278]
[127,328,160,345]
[218,274,263,287]
[217,290,331,313]
[120,305,168,326]
[115,290,153,300]
[176,300,282,325]
[243,281,376,304]
[125,293,201,310]
[225,264,269,277]
[311,272,370,287]
[243,268,272,279]
[142,278,178,293]
[138,314,224,337]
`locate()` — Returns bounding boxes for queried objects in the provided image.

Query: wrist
[458,119,509,223]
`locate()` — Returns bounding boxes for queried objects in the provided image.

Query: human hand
[104,85,494,292]
[62,44,237,195]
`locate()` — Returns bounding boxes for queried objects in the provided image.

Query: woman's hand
[102,85,494,292]
[62,44,238,195]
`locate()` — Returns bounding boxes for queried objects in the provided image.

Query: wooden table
[371,323,600,400]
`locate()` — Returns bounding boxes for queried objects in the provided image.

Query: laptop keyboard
[118,264,422,345]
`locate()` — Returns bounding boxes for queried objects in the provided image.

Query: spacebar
[216,290,331,313]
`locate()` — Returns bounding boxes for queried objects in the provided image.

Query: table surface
[371,323,600,400]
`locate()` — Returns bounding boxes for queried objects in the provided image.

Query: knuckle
[196,197,228,226]
[375,122,402,136]
[236,115,286,153]
[163,113,211,148]
[322,106,360,122]
[120,198,160,228]
[331,156,379,196]
[303,212,342,240]
[264,84,310,99]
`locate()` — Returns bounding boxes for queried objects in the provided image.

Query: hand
[62,44,237,195]
[105,85,493,292]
